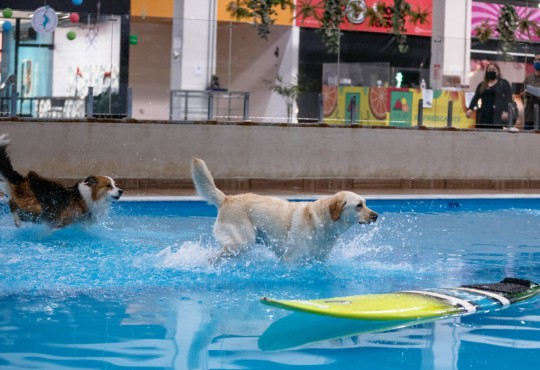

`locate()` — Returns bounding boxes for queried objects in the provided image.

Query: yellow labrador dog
[191,158,378,262]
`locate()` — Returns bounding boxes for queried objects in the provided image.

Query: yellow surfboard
[261,278,539,321]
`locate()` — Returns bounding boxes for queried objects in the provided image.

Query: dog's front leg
[209,244,241,265]
[211,220,255,263]
[11,212,21,228]
[8,201,21,227]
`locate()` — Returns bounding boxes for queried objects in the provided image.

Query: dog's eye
[356,203,363,209]
[106,184,113,188]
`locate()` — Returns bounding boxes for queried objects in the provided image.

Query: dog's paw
[208,247,241,265]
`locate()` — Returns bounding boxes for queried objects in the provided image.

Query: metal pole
[447,100,453,128]
[9,83,17,117]
[507,102,514,129]
[417,99,423,127]
[184,92,188,121]
[208,92,214,120]
[348,96,357,124]
[126,87,133,119]
[243,93,250,121]
[318,93,323,123]
[87,86,94,118]
[534,104,539,130]
[169,91,173,120]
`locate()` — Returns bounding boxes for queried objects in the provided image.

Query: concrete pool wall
[1,120,540,191]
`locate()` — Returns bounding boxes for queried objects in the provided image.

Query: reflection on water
[1,199,540,369]
[1,290,539,370]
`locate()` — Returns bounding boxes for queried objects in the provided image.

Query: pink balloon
[69,12,80,23]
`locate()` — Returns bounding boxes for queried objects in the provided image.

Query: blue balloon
[72,0,83,6]
[2,21,12,32]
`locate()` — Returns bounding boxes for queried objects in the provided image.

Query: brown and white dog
[0,134,123,228]
[191,158,378,262]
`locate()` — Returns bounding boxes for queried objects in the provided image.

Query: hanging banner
[295,0,432,37]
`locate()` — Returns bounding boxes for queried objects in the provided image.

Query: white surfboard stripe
[455,287,511,307]
[403,290,477,313]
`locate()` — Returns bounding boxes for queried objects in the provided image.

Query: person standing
[466,63,513,129]
[522,52,540,130]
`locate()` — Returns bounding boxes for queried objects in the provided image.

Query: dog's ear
[329,198,346,221]
[84,176,98,186]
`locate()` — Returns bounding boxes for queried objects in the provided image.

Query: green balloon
[2,8,13,18]
[66,31,77,41]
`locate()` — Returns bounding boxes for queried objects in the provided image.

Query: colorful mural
[322,85,476,128]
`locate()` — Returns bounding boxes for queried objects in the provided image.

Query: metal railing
[169,90,250,122]
[318,92,540,130]
[0,85,133,119]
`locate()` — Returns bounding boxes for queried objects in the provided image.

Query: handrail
[169,89,250,122]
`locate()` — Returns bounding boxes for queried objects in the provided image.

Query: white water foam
[155,242,215,269]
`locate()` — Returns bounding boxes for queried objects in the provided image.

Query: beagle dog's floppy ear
[84,176,98,186]
[329,197,346,221]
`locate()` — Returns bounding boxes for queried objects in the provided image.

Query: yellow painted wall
[131,0,293,24]
[131,0,173,18]
[217,0,293,25]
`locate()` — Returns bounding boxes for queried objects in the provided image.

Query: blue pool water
[1,197,539,369]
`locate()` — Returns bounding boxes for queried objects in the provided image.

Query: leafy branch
[228,0,430,54]
[262,74,309,120]
[226,0,294,40]
[365,0,430,53]
[474,4,540,59]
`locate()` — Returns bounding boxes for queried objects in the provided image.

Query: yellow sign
[323,86,476,129]
[131,0,173,18]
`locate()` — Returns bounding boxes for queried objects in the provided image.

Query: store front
[0,0,129,117]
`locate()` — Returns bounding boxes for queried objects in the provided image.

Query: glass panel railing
[0,6,537,130]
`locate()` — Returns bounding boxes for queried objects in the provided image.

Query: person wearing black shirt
[466,63,513,129]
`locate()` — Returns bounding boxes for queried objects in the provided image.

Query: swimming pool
[0,196,539,369]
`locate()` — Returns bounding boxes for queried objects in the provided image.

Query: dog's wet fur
[191,157,378,262]
[0,134,122,228]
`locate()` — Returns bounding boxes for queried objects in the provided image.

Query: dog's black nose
[370,212,378,222]
[118,189,124,196]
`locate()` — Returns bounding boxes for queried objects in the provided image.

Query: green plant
[93,89,123,115]
[226,0,294,40]
[262,74,305,121]
[474,4,539,59]
[497,3,518,57]
[517,12,540,40]
[365,1,429,53]
[228,0,429,54]
[474,20,493,43]
[297,0,429,54]
[319,0,345,55]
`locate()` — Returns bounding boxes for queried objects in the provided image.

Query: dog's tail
[0,134,24,185]
[191,157,226,207]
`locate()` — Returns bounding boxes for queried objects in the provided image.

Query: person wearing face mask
[466,62,513,129]
[522,52,540,130]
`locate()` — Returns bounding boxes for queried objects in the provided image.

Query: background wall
[1,121,540,191]
[129,17,172,120]
[54,18,121,97]
[215,23,299,122]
